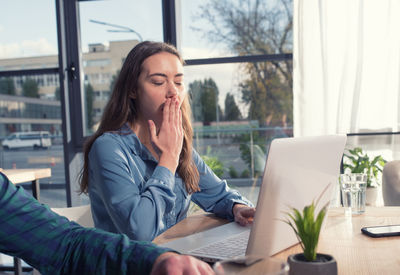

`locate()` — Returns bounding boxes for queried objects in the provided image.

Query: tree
[189,80,203,122]
[201,78,218,125]
[109,71,119,92]
[188,78,220,125]
[55,87,60,101]
[0,77,16,95]
[22,78,39,98]
[195,0,293,127]
[85,83,94,130]
[224,92,241,121]
[241,66,292,126]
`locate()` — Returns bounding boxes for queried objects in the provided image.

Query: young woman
[80,41,255,241]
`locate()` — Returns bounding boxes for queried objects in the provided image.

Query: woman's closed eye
[151,80,164,86]
[174,76,183,86]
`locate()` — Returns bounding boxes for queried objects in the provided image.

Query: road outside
[0,145,66,184]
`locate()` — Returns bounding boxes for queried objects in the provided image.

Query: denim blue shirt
[88,124,253,241]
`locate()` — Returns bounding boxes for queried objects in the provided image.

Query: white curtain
[294,0,400,137]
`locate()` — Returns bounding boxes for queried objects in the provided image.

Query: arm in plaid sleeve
[0,172,172,275]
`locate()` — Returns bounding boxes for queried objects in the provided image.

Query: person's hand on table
[233,204,256,226]
[151,252,214,275]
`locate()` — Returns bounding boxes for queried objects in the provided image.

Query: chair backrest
[382,160,400,206]
[51,204,94,228]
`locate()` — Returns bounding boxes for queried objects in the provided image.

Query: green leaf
[342,147,387,187]
[283,188,330,261]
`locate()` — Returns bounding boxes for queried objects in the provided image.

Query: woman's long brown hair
[79,41,200,194]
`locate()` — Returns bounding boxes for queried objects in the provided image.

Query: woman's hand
[233,204,256,226]
[148,97,183,174]
[151,252,214,275]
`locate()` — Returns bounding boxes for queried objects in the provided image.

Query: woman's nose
[166,82,178,98]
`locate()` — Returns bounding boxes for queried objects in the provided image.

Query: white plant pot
[366,187,378,206]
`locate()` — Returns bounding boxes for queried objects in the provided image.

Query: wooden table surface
[154,207,400,275]
[2,168,51,184]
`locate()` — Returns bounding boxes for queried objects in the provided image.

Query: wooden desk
[2,168,51,201]
[154,207,400,274]
[0,168,51,275]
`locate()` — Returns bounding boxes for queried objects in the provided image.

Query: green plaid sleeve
[0,172,172,275]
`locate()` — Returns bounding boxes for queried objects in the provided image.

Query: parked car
[2,131,52,150]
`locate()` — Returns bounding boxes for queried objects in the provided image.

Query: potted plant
[343,147,387,205]
[284,192,337,275]
[202,146,225,177]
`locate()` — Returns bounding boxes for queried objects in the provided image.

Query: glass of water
[340,173,367,215]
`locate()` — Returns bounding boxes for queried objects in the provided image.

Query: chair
[382,160,400,206]
[51,204,94,228]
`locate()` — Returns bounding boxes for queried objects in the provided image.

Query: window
[94,91,101,98]
[0,1,58,68]
[180,0,293,196]
[84,59,111,67]
[180,0,292,59]
[78,0,163,136]
[0,0,66,207]
[185,61,292,183]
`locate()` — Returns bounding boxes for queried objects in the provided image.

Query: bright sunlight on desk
[154,207,400,275]
[1,168,51,201]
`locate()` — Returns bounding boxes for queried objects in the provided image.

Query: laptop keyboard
[188,230,250,258]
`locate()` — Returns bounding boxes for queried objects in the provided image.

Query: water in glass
[340,174,367,214]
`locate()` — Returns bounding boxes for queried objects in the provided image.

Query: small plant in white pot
[284,193,337,275]
[343,147,387,205]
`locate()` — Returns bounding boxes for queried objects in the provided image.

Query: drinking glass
[340,173,367,215]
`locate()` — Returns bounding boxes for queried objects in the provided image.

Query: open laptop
[160,135,347,263]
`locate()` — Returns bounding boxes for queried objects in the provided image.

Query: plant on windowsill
[284,188,337,275]
[188,146,225,216]
[201,146,225,177]
[343,147,387,205]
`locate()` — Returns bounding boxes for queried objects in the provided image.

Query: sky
[0,0,58,58]
[0,0,246,114]
[0,0,164,58]
[0,0,230,58]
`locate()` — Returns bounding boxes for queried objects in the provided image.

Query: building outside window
[0,40,136,134]
[0,0,67,209]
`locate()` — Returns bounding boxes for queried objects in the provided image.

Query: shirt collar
[121,123,157,162]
